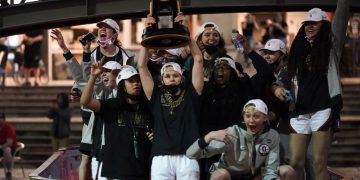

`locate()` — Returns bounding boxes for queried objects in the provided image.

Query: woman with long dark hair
[81,64,152,179]
[273,0,350,179]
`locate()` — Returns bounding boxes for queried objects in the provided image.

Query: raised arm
[332,0,350,55]
[80,60,102,112]
[50,29,70,54]
[137,46,154,100]
[50,29,85,83]
[190,39,204,94]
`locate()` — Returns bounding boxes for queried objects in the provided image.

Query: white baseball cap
[214,57,237,72]
[116,65,139,85]
[160,62,182,76]
[102,61,122,71]
[97,18,120,34]
[243,99,268,115]
[303,8,328,22]
[260,39,286,54]
[197,22,222,36]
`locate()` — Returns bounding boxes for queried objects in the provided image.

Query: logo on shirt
[258,144,270,156]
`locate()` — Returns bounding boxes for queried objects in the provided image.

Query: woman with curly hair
[183,22,229,81]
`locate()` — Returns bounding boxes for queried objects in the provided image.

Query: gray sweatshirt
[186,125,280,180]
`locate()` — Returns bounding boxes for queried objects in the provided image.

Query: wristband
[63,51,73,61]
[198,137,209,149]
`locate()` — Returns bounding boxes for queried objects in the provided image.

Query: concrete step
[328,156,360,167]
[331,139,360,146]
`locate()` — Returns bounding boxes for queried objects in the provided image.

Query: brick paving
[0,168,34,180]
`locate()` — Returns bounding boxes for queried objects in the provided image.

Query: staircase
[0,86,81,117]
[10,118,83,168]
[0,86,83,168]
[329,84,360,167]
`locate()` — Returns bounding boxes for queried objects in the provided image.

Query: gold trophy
[141,0,190,49]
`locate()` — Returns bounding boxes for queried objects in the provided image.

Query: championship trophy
[141,0,191,49]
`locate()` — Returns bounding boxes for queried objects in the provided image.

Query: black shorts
[24,54,40,68]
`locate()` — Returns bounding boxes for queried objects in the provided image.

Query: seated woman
[186,99,295,180]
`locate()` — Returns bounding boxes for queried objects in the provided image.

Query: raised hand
[145,14,156,27]
[174,12,185,25]
[234,33,252,54]
[91,57,105,76]
[50,29,69,53]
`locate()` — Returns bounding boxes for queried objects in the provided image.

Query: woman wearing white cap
[51,28,109,180]
[187,99,295,180]
[78,60,123,180]
[138,12,204,179]
[82,18,136,81]
[272,0,350,179]
[81,63,152,179]
[183,21,230,81]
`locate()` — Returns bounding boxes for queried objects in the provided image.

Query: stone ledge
[341,115,360,122]
[341,78,360,85]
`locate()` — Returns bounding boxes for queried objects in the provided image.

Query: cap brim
[96,22,119,33]
[96,22,107,27]
[302,19,322,24]
[260,48,277,52]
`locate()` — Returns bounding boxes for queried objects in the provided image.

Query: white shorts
[151,155,199,180]
[290,108,332,134]
[91,158,108,180]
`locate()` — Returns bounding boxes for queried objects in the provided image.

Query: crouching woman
[186,99,294,180]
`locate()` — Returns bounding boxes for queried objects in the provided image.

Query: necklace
[161,90,185,115]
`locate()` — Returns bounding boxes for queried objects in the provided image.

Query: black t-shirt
[148,79,201,157]
[201,77,253,136]
[248,51,276,100]
[296,72,331,115]
[24,30,42,59]
[99,98,152,179]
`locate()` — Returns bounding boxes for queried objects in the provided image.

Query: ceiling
[1,0,359,36]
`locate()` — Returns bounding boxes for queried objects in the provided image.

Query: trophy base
[141,25,190,50]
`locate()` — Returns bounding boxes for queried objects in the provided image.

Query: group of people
[0,31,44,87]
[47,0,349,179]
[241,12,288,49]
